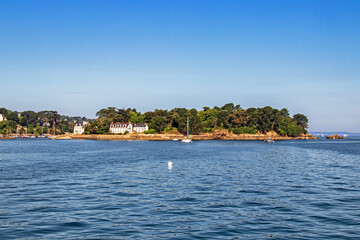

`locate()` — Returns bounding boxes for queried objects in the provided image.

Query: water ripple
[0,138,360,239]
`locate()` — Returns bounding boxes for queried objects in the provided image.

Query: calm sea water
[0,138,360,239]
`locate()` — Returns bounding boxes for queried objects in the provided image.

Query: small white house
[109,122,133,134]
[0,114,6,122]
[74,124,85,134]
[133,123,149,133]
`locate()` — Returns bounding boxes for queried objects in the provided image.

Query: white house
[109,122,149,134]
[109,122,133,134]
[73,124,85,134]
[73,120,88,135]
[0,114,6,122]
[133,123,149,133]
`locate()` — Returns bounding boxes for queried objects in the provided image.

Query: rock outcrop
[63,131,318,141]
[326,134,345,139]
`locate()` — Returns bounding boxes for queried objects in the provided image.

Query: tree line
[85,103,308,137]
[0,108,89,135]
[0,104,309,137]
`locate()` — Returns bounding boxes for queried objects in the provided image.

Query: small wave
[60,221,88,228]
[238,189,269,195]
[173,197,197,202]
[114,191,141,197]
[205,203,238,208]
[25,206,60,213]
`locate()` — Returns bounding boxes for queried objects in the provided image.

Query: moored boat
[181,117,192,143]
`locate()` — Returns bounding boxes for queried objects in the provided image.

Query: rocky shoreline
[56,130,317,141]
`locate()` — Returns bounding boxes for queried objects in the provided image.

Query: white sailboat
[181,117,192,143]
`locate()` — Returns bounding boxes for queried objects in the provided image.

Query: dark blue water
[1,138,360,239]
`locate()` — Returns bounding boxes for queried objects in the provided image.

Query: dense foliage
[84,104,308,137]
[0,108,90,135]
[0,104,308,137]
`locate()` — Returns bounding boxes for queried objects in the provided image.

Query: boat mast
[53,119,56,136]
[187,117,189,139]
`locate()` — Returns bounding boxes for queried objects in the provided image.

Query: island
[0,104,317,141]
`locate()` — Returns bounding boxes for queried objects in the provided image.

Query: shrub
[279,122,305,137]
[144,129,157,134]
[202,127,214,133]
[163,127,179,134]
[232,127,257,134]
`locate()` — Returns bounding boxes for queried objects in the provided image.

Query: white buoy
[168,161,173,170]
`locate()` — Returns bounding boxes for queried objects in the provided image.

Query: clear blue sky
[0,0,359,132]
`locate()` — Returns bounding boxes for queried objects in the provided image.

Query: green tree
[6,112,20,123]
[278,117,305,137]
[189,109,201,134]
[18,128,25,135]
[129,111,144,123]
[293,114,308,129]
[227,110,250,128]
[20,111,38,126]
[149,116,169,133]
[0,108,8,116]
[115,109,130,122]
[96,107,118,119]
[221,103,235,112]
